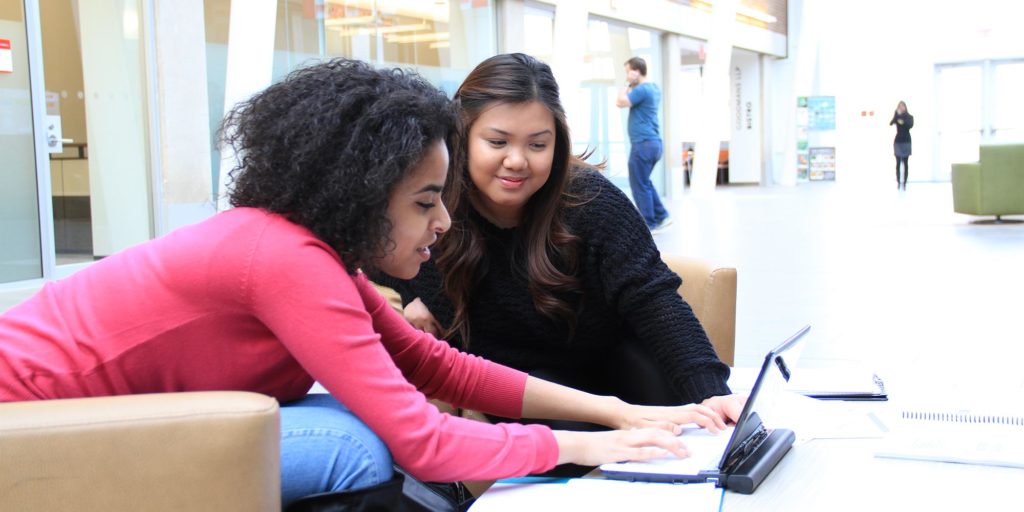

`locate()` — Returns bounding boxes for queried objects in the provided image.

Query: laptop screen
[715,325,810,470]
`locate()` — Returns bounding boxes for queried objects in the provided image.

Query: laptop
[599,325,810,494]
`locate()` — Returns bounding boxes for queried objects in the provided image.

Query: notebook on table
[599,325,810,494]
[875,409,1024,469]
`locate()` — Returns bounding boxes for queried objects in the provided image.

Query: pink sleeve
[244,223,558,482]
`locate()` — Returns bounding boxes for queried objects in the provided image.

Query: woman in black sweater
[890,101,914,190]
[374,53,741,431]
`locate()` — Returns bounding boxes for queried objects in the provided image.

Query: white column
[690,0,737,193]
[77,0,151,256]
[550,0,587,97]
[216,0,277,211]
[152,0,215,231]
[663,34,686,199]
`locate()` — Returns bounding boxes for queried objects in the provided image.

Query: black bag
[392,465,475,512]
[285,466,474,512]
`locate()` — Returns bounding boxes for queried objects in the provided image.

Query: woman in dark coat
[890,100,914,190]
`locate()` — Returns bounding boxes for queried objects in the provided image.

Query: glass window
[936,64,982,180]
[40,0,152,261]
[204,0,497,194]
[570,18,662,194]
[992,61,1024,143]
[0,2,43,283]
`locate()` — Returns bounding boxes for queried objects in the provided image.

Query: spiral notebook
[875,409,1024,469]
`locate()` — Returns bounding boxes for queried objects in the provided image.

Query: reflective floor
[652,181,1024,407]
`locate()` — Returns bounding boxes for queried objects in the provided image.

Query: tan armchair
[0,391,281,512]
[661,254,737,366]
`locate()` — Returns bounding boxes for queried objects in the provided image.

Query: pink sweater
[0,208,558,481]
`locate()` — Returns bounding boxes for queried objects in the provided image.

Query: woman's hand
[403,297,442,336]
[701,394,746,425]
[553,428,693,467]
[613,400,729,434]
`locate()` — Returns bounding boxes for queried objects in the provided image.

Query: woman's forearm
[521,376,628,429]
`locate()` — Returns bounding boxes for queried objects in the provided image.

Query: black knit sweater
[375,169,730,405]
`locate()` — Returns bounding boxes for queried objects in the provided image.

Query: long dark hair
[435,53,594,347]
[221,59,456,274]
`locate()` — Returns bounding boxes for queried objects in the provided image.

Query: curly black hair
[220,58,457,274]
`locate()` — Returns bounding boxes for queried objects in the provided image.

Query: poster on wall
[796,97,809,180]
[807,96,836,130]
[0,39,13,73]
[809,147,836,181]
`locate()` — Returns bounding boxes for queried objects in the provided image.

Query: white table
[479,365,1024,510]
[718,427,1020,510]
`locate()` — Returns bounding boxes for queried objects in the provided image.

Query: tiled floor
[4,181,1022,404]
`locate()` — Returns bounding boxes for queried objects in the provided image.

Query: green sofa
[952,143,1024,222]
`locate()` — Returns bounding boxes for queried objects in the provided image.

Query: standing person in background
[616,56,670,233]
[890,100,914,190]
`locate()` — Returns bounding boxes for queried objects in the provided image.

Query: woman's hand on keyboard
[553,428,691,466]
[701,394,746,425]
[614,401,728,434]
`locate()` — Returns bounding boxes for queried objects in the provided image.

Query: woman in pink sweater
[0,59,727,509]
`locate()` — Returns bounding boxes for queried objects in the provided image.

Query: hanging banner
[0,39,13,73]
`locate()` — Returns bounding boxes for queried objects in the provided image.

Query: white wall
[767,0,1024,188]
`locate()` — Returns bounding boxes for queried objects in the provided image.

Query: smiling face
[374,139,451,279]
[466,101,556,228]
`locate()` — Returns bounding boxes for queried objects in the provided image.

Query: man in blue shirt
[616,57,670,233]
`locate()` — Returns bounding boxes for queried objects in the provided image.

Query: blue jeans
[627,139,667,228]
[279,394,393,507]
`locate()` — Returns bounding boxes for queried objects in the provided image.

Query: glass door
[935,59,1024,180]
[991,60,1024,143]
[0,2,43,283]
[935,64,982,182]
[576,19,664,195]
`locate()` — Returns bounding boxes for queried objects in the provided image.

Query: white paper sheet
[470,479,722,512]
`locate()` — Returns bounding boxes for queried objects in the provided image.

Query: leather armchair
[0,391,281,512]
[661,254,737,366]
[952,143,1024,223]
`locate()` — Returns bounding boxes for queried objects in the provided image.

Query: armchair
[661,254,737,366]
[951,143,1024,223]
[0,391,281,512]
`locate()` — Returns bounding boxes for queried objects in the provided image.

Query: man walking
[617,57,670,233]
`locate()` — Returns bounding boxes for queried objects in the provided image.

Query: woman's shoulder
[563,166,649,240]
[567,166,633,210]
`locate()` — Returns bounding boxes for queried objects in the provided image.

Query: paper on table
[770,391,888,443]
[875,410,1024,469]
[470,479,722,512]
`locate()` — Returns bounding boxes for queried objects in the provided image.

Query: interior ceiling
[324,0,450,23]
